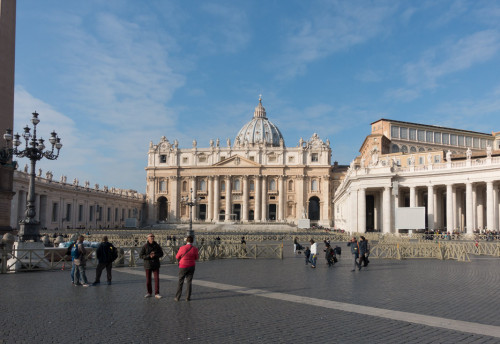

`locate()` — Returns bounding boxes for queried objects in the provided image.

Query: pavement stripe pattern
[118,267,500,339]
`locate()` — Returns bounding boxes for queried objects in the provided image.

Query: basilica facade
[145,98,339,226]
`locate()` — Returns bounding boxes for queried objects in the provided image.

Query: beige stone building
[146,98,339,226]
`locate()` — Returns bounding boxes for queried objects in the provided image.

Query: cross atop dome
[254,95,266,118]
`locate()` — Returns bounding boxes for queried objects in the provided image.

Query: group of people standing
[347,236,370,271]
[68,233,200,301]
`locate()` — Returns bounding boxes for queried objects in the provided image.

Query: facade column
[255,176,261,222]
[207,176,213,222]
[213,176,220,222]
[191,177,197,220]
[321,176,330,225]
[427,185,434,230]
[242,176,249,222]
[433,189,440,229]
[446,184,453,232]
[466,182,473,234]
[383,186,391,233]
[261,176,267,221]
[472,185,477,231]
[409,186,416,207]
[486,181,495,230]
[358,188,366,233]
[374,191,380,231]
[171,176,179,220]
[477,186,484,230]
[350,190,357,232]
[225,176,231,221]
[278,176,284,221]
[296,176,305,221]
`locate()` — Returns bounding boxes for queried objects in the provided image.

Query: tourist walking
[73,235,90,287]
[304,247,311,265]
[66,238,80,285]
[139,233,164,299]
[175,235,199,302]
[309,239,318,268]
[93,236,118,285]
[324,242,336,267]
[359,236,370,267]
[347,237,361,272]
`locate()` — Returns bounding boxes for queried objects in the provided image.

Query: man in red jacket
[175,235,199,301]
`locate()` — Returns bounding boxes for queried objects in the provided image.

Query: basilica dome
[235,97,284,147]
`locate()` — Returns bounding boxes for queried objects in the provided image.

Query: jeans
[309,254,317,267]
[176,266,195,300]
[71,261,80,283]
[352,254,360,270]
[74,264,89,284]
[145,269,160,295]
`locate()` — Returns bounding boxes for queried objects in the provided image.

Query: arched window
[234,179,241,191]
[182,181,187,192]
[391,144,400,153]
[401,145,408,153]
[199,179,206,191]
[288,180,293,191]
[419,147,425,152]
[311,179,318,191]
[269,179,276,191]
[410,146,417,153]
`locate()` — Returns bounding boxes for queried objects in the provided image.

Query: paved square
[1,242,499,343]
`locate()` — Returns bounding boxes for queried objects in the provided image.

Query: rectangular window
[78,205,83,222]
[107,207,111,221]
[434,132,441,143]
[311,153,319,162]
[198,156,207,163]
[288,156,295,163]
[465,136,472,147]
[52,203,59,222]
[89,206,94,221]
[400,127,408,139]
[426,131,433,143]
[249,156,255,161]
[182,157,188,163]
[487,140,493,148]
[434,155,441,163]
[480,139,486,149]
[442,133,449,144]
[391,125,400,138]
[250,182,254,191]
[419,157,424,165]
[66,204,71,221]
[268,155,277,162]
[160,155,167,163]
[159,180,166,192]
[409,128,416,141]
[417,130,425,142]
[450,134,457,145]
[473,137,479,148]
[457,135,464,146]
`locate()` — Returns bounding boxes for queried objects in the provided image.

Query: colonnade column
[225,176,231,221]
[383,186,391,233]
[358,188,366,233]
[409,186,416,207]
[242,176,249,222]
[477,186,484,229]
[374,192,380,231]
[466,182,473,234]
[191,177,197,220]
[486,181,495,230]
[427,185,434,230]
[213,176,220,222]
[207,176,213,222]
[278,176,284,221]
[446,184,453,232]
[261,176,267,221]
[350,191,357,232]
[255,176,261,222]
[472,185,477,231]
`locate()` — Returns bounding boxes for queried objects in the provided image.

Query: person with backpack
[72,235,90,287]
[324,242,336,267]
[139,233,164,299]
[175,235,199,302]
[66,240,80,285]
[347,236,361,272]
[92,236,118,286]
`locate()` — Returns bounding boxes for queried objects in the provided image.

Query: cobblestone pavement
[1,242,499,344]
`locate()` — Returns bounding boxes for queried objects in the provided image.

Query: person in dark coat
[93,236,118,285]
[139,233,164,298]
[347,237,361,272]
[304,247,311,265]
[359,236,369,268]
[324,242,336,267]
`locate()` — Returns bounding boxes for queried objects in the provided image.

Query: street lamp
[3,112,62,241]
[181,188,200,242]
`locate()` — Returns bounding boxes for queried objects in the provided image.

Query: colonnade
[352,180,499,234]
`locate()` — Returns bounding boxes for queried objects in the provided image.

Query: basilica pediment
[212,155,261,167]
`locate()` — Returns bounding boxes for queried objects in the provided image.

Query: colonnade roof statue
[234,96,284,147]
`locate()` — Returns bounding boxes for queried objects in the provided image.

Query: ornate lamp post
[3,112,62,241]
[181,188,200,242]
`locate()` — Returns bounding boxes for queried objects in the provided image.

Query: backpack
[334,246,342,255]
[110,244,118,262]
[71,243,80,259]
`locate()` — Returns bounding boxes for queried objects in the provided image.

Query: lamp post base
[17,221,41,242]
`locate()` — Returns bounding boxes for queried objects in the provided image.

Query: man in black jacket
[93,236,118,285]
[139,233,164,299]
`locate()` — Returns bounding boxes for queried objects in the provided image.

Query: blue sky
[13,0,500,192]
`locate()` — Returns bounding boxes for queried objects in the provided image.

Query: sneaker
[155,294,162,299]
[174,297,179,302]
[144,293,152,298]
[92,282,100,286]
[185,298,190,302]
[74,283,82,286]
[82,284,90,287]
[107,281,112,285]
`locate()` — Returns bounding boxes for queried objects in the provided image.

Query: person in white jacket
[309,239,318,268]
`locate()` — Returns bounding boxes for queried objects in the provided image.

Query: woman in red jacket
[175,235,199,301]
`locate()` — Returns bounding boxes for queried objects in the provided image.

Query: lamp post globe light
[3,112,62,242]
[181,188,200,242]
